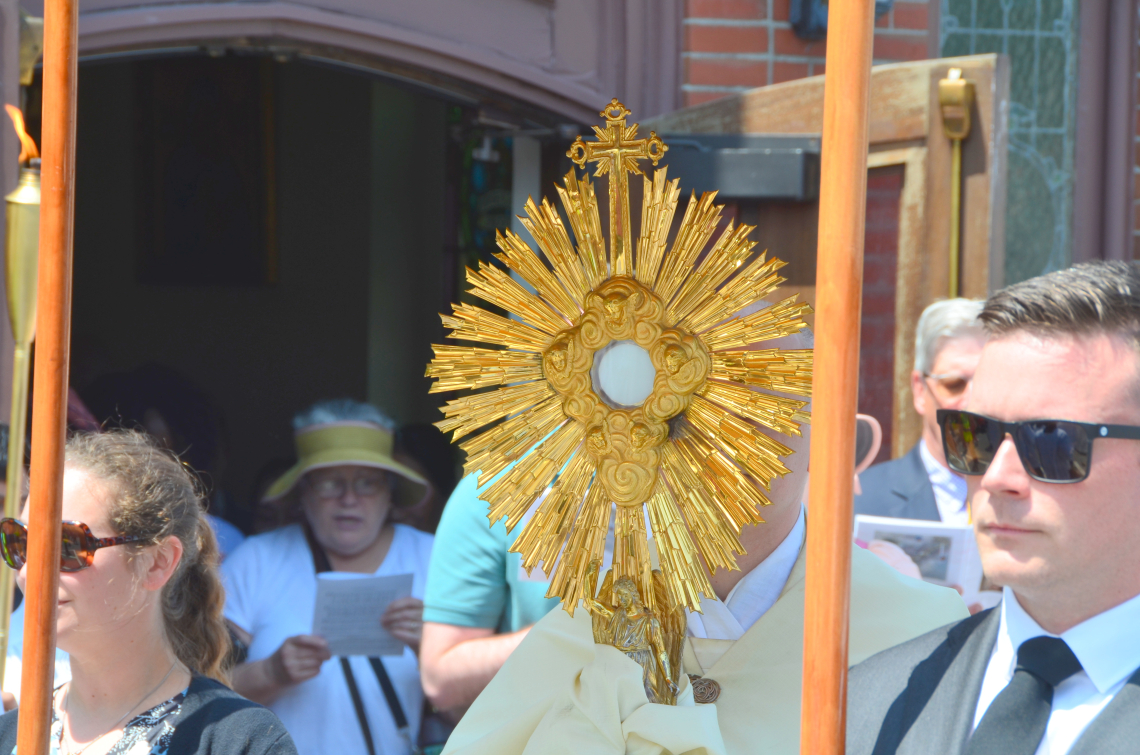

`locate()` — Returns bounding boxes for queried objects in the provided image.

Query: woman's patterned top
[18,686,189,755]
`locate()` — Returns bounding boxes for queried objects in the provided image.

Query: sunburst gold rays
[464,262,570,336]
[635,168,681,288]
[549,482,610,616]
[679,253,788,334]
[612,505,656,612]
[647,485,716,611]
[437,380,554,441]
[699,381,810,437]
[700,295,814,351]
[667,220,756,325]
[519,196,590,307]
[495,229,581,322]
[555,170,607,290]
[512,449,594,575]
[686,394,796,486]
[659,444,745,572]
[710,348,814,398]
[483,422,584,532]
[441,302,551,352]
[425,346,543,393]
[460,397,565,484]
[654,191,722,302]
[428,103,819,618]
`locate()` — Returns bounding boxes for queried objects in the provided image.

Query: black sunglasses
[0,518,143,572]
[937,409,1140,484]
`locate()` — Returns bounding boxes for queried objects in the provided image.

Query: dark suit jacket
[847,608,1140,755]
[854,442,940,521]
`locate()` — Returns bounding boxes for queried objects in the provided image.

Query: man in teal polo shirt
[420,472,560,717]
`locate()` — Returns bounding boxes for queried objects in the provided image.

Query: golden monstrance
[427,100,813,704]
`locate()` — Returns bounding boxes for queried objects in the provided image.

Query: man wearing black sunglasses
[848,261,1140,755]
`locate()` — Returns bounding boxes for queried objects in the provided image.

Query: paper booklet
[853,515,1001,610]
[312,572,414,657]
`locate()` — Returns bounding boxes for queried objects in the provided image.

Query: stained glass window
[941,0,1078,283]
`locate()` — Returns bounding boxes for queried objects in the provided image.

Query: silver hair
[913,298,986,374]
[292,399,396,432]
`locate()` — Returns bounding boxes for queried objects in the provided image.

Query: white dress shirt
[972,587,1140,754]
[919,439,970,525]
[686,504,806,640]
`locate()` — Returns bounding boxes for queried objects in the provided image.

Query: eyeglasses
[0,518,143,572]
[937,409,1140,483]
[306,474,388,500]
[923,372,972,404]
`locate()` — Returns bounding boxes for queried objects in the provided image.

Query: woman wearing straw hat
[222,400,433,755]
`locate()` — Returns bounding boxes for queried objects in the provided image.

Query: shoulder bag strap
[302,522,411,748]
[369,658,409,730]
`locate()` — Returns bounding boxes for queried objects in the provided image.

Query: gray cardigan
[0,676,297,755]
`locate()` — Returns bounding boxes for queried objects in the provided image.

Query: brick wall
[683,0,935,107]
[860,167,904,463]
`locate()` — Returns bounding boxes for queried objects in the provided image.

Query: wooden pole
[16,0,78,748]
[800,0,875,753]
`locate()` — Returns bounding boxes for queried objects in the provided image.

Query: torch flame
[4,105,39,163]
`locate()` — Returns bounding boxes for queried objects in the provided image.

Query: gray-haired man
[855,298,985,524]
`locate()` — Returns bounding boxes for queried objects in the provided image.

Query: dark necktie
[964,636,1084,755]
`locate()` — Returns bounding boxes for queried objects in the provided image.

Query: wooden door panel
[648,55,1009,458]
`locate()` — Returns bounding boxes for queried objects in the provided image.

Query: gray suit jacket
[847,608,1140,754]
[854,442,940,521]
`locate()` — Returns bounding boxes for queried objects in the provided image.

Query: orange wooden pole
[15,0,78,748]
[800,0,876,754]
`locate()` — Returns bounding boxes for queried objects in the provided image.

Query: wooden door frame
[648,54,1010,457]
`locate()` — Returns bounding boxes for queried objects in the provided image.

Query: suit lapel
[894,608,1000,755]
[1067,666,1140,755]
[889,445,941,522]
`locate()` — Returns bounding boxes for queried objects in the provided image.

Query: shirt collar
[919,439,968,514]
[687,504,805,640]
[1001,586,1140,693]
[920,438,957,487]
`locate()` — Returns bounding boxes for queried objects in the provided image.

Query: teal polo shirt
[423,472,561,633]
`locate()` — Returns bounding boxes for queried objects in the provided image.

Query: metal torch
[0,156,41,687]
[938,67,974,298]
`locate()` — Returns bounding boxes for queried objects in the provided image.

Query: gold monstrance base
[427,100,813,704]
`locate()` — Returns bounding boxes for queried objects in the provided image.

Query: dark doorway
[66,55,455,529]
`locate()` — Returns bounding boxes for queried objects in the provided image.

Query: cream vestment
[443,542,969,755]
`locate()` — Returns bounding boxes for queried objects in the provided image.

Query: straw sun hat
[262,420,429,508]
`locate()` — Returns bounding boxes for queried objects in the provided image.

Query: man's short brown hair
[980,261,1140,345]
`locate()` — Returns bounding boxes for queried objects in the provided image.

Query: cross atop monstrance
[567,99,667,277]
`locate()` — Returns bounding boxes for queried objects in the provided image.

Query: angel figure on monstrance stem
[584,560,683,705]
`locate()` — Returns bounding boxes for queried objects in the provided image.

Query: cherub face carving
[547,344,568,375]
[544,277,711,505]
[664,345,686,375]
[604,294,629,329]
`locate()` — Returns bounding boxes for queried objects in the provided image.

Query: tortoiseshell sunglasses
[0,517,143,572]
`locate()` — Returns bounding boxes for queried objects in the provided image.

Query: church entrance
[23,52,563,531]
